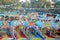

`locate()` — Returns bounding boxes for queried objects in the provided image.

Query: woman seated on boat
[35,18,43,30]
[42,27,56,38]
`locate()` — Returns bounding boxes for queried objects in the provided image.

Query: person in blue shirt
[50,17,56,29]
[35,17,43,30]
[50,21,56,29]
[23,19,28,28]
[22,19,28,33]
[45,16,48,21]
[10,20,16,39]
[0,21,3,27]
[58,20,60,27]
[10,20,15,27]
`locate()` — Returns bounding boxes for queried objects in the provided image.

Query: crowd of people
[0,14,60,40]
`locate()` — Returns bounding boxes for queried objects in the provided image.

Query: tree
[30,0,51,8]
[55,1,60,8]
[21,1,30,8]
[40,0,51,8]
[0,9,3,13]
[0,0,19,5]
[0,0,3,5]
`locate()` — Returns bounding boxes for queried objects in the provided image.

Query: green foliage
[0,9,3,13]
[29,0,51,8]
[0,0,18,5]
[55,1,60,8]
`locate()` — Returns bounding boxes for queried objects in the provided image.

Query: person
[50,20,56,29]
[1,15,4,21]
[42,16,51,29]
[10,16,22,27]
[14,16,22,26]
[45,16,48,21]
[10,20,15,27]
[0,21,3,27]
[22,19,28,33]
[58,20,60,27]
[35,18,43,30]
[10,16,19,40]
[42,27,55,39]
[26,19,45,40]
[27,23,45,40]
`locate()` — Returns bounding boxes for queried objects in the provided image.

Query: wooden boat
[42,27,60,38]
[14,25,28,39]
